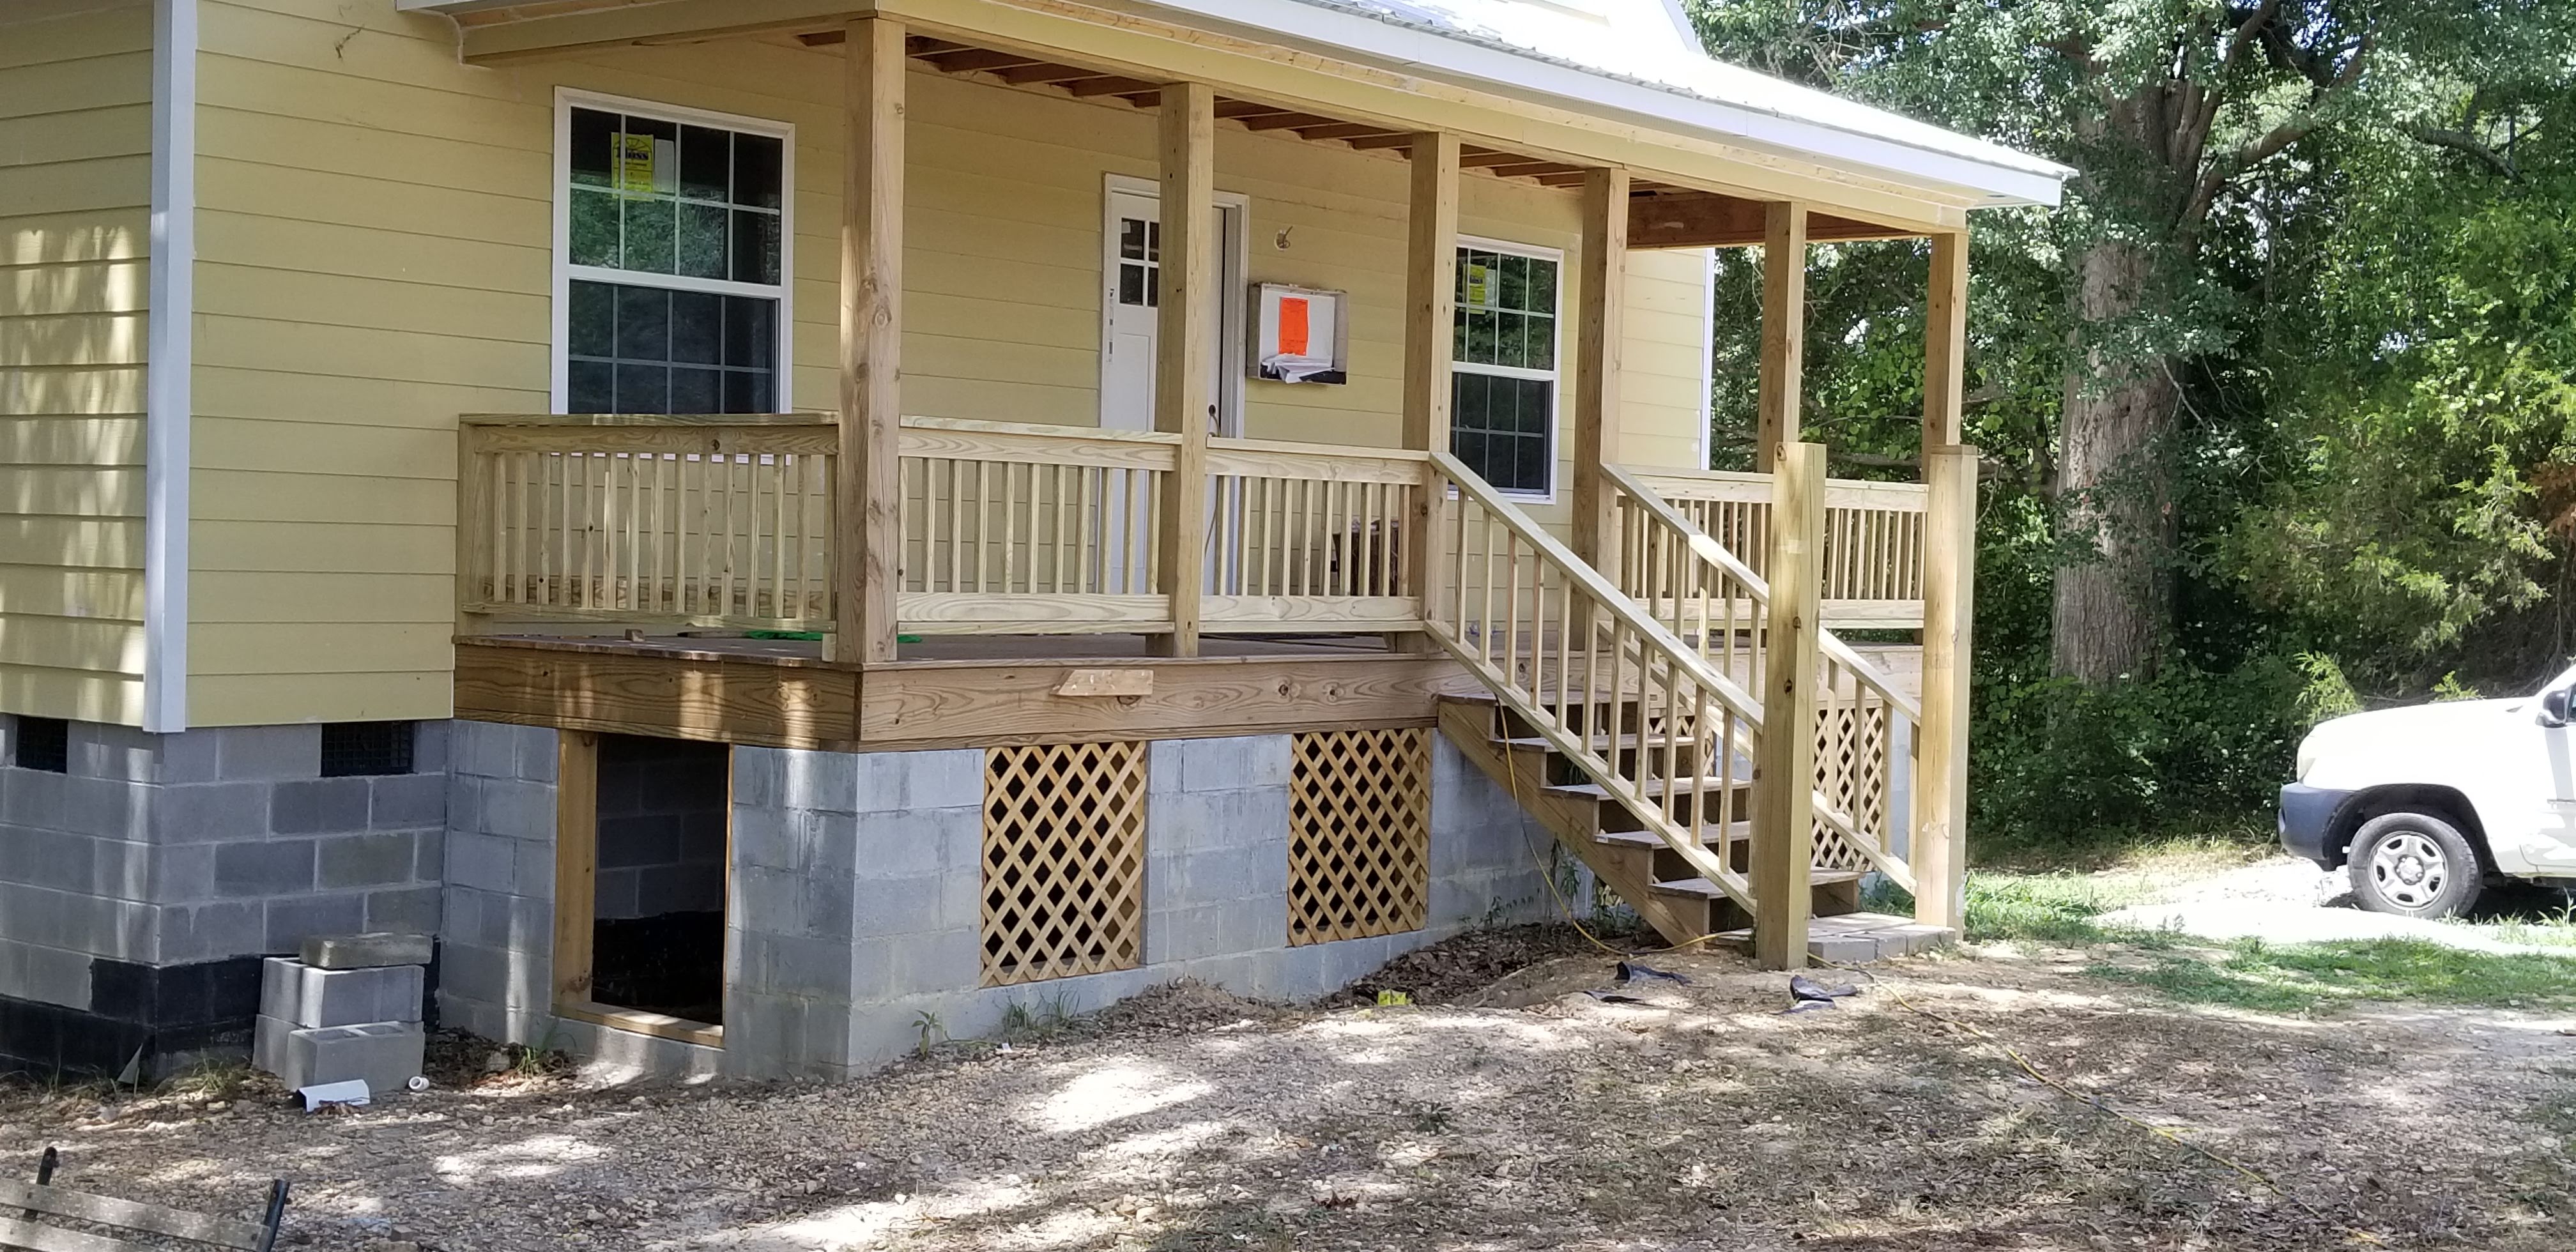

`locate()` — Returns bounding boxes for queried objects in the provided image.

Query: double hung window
[1449,242,1561,497]
[559,100,790,414]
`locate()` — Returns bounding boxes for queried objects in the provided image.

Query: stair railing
[1424,452,1764,915]
[1603,462,1919,893]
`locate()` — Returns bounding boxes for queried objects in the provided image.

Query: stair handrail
[1602,461,1919,893]
[1425,452,1765,914]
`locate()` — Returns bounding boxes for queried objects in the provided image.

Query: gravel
[4,929,2572,1251]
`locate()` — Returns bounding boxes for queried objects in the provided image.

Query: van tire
[2346,811,2483,919]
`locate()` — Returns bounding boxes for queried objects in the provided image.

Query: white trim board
[549,88,798,415]
[144,0,196,733]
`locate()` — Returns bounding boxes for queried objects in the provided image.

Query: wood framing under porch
[452,632,1477,751]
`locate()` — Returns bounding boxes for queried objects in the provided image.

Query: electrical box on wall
[1250,283,1347,385]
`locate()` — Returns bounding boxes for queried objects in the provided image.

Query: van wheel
[2347,811,2483,919]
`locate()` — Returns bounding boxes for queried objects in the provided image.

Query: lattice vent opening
[1288,728,1431,947]
[980,741,1148,987]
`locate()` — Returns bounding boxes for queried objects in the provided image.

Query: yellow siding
[188,0,1715,724]
[0,1,154,724]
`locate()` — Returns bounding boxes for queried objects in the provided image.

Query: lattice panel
[981,742,1148,986]
[1812,701,1890,872]
[1288,728,1432,946]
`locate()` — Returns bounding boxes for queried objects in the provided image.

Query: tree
[1691,0,2575,683]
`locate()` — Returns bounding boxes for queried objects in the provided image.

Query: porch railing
[456,415,837,634]
[1625,466,1928,629]
[456,415,1927,659]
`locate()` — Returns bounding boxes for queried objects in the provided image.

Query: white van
[2283,669,2576,917]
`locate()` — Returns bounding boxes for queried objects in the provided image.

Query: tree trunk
[2051,238,2178,682]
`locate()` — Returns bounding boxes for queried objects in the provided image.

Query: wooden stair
[1438,693,1869,949]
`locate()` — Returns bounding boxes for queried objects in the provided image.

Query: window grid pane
[568,107,786,288]
[570,280,778,415]
[1449,245,1558,493]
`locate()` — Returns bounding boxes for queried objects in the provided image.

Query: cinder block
[412,828,445,881]
[257,1018,425,1093]
[4,828,94,893]
[156,901,264,965]
[92,837,150,900]
[850,809,976,879]
[446,831,514,893]
[213,839,316,898]
[318,831,417,890]
[761,933,855,998]
[151,782,270,844]
[515,727,559,783]
[151,839,220,904]
[65,776,152,841]
[218,725,321,782]
[158,728,224,784]
[261,957,424,1027]
[300,931,433,969]
[781,749,859,812]
[266,894,367,954]
[1,769,66,830]
[453,721,518,780]
[272,779,371,836]
[364,886,443,935]
[371,775,446,830]
[68,723,158,783]
[0,939,95,1011]
[732,747,784,808]
[480,780,553,842]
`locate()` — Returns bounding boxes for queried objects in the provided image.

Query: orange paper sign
[1278,296,1310,356]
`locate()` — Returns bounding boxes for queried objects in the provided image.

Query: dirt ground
[4,931,2574,1251]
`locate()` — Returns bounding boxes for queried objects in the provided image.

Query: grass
[1931,829,2576,1013]
[2090,937,2576,1014]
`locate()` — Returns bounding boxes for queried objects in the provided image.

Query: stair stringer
[1434,698,1711,947]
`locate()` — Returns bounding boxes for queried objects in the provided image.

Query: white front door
[1100,188,1239,434]
[1101,187,1244,591]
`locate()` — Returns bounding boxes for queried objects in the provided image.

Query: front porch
[433,0,1983,979]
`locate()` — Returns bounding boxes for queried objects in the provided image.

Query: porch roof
[397,0,2073,211]
[1193,0,2073,207]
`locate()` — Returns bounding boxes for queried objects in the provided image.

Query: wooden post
[1913,231,1972,932]
[1571,166,1627,571]
[1915,446,1977,931]
[1400,132,1458,644]
[838,15,904,665]
[1922,232,1968,447]
[1149,81,1215,658]
[1754,202,1807,473]
[1753,439,1824,970]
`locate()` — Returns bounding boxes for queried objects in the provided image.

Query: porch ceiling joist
[1627,190,1919,249]
[800,27,1632,191]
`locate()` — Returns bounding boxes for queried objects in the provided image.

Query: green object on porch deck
[746,630,825,641]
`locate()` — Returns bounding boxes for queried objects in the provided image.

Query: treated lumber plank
[1149,81,1215,658]
[1570,167,1627,570]
[1752,441,1825,970]
[1754,201,1807,473]
[0,1180,264,1249]
[841,15,906,664]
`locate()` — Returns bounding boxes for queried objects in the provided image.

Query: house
[0,0,2069,1081]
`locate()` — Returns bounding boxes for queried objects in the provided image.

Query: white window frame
[1451,234,1565,503]
[551,88,797,413]
[1098,172,1252,436]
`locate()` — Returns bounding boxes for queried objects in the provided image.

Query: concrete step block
[300,931,433,970]
[259,957,423,1028]
[256,1016,425,1094]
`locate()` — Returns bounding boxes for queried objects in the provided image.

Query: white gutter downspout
[144,0,195,733]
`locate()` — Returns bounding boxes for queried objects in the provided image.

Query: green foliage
[2294,653,2365,724]
[1685,1,2576,846]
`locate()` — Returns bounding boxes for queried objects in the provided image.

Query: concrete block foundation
[434,721,1553,1081]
